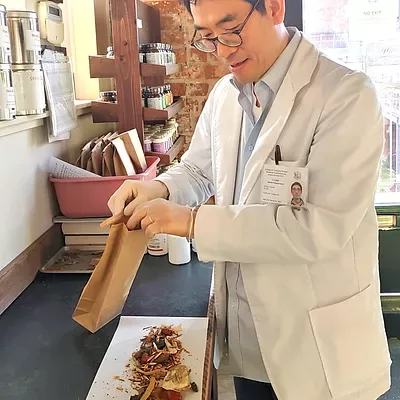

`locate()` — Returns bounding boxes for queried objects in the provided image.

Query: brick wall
[146,1,229,145]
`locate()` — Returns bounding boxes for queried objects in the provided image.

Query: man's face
[191,0,286,84]
[291,185,302,199]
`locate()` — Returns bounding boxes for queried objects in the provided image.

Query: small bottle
[146,44,162,65]
[141,87,147,107]
[163,86,169,107]
[166,84,173,106]
[170,45,176,64]
[147,87,163,110]
[148,234,168,256]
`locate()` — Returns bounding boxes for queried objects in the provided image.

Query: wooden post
[110,0,144,142]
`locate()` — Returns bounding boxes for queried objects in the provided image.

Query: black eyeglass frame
[190,0,262,53]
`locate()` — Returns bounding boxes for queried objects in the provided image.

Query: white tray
[86,316,209,399]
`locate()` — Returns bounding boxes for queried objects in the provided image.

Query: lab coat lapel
[215,84,242,205]
[239,37,320,205]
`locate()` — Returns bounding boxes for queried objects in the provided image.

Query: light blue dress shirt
[224,28,302,382]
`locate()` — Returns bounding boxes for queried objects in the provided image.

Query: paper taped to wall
[48,157,100,179]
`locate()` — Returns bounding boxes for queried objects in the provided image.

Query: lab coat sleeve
[194,72,384,264]
[155,84,218,206]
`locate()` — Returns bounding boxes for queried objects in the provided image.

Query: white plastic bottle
[168,235,191,265]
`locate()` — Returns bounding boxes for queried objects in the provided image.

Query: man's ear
[268,0,285,24]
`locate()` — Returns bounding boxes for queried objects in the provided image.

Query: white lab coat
[158,33,392,400]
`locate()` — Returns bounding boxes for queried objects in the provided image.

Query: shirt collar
[230,27,302,95]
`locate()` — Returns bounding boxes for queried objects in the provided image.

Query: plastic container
[50,156,160,218]
[168,235,191,265]
[148,234,168,256]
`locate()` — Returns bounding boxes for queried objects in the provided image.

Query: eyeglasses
[191,0,261,53]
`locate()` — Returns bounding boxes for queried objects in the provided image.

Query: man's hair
[291,182,302,190]
[180,0,266,15]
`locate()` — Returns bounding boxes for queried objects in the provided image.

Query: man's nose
[215,42,238,60]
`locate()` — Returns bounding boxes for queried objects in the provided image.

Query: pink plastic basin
[50,156,160,218]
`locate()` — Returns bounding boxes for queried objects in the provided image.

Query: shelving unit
[90,0,185,164]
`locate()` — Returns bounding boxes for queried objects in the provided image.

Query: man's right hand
[107,180,169,217]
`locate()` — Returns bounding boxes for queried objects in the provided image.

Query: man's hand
[127,199,191,238]
[107,180,169,216]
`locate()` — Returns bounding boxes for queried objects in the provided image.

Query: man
[108,0,392,399]
[290,182,304,207]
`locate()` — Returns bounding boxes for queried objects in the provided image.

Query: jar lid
[100,91,117,96]
[12,64,42,71]
[7,10,38,19]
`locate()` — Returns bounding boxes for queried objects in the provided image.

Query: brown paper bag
[77,138,98,169]
[103,143,115,176]
[91,140,105,175]
[119,129,147,174]
[72,222,148,333]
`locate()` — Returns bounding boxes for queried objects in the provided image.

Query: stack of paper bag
[76,129,147,177]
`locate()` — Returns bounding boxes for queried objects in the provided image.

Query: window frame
[292,0,400,212]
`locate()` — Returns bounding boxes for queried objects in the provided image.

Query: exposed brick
[170,82,186,96]
[175,64,205,80]
[187,83,209,97]
[186,97,206,114]
[174,48,187,64]
[188,48,208,63]
[176,113,191,134]
[205,64,230,79]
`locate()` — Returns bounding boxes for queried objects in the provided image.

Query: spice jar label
[25,30,41,51]
[0,26,10,48]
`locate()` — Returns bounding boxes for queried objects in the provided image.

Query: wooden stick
[100,212,128,228]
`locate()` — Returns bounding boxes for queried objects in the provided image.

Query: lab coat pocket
[267,157,307,167]
[309,284,391,398]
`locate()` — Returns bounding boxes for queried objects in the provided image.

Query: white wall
[2,0,26,10]
[0,116,113,272]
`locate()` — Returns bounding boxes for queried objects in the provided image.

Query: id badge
[261,164,309,208]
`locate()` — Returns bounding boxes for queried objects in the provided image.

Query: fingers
[108,182,134,216]
[124,196,144,216]
[126,207,148,231]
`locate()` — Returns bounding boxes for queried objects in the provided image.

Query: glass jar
[144,135,153,152]
[166,85,173,106]
[147,87,163,110]
[152,132,170,153]
[157,43,165,65]
[170,45,176,64]
[146,43,162,65]
[100,90,117,103]
[141,87,148,107]
[139,44,146,63]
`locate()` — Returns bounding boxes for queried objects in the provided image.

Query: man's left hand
[127,199,191,238]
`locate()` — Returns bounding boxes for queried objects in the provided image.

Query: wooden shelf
[91,101,118,123]
[143,97,184,122]
[89,55,181,79]
[145,135,185,165]
[91,97,184,124]
[89,56,115,78]
[140,63,181,77]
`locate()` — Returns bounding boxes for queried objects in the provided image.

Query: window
[303,0,400,205]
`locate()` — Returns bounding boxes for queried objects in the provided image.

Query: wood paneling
[0,224,64,315]
[137,0,161,45]
[91,100,118,123]
[111,0,144,141]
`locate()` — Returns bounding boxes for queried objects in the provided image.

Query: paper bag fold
[72,224,148,333]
